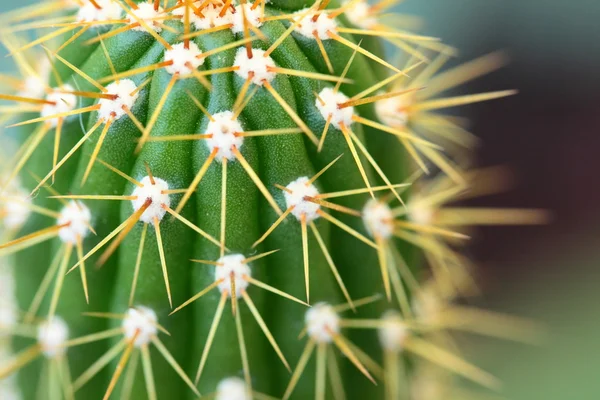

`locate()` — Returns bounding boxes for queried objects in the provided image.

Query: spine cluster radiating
[0,1,547,400]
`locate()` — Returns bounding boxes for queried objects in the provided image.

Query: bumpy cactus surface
[0,1,547,400]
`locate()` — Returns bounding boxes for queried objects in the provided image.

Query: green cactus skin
[4,1,403,399]
[0,1,540,400]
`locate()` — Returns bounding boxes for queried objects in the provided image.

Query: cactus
[0,1,547,400]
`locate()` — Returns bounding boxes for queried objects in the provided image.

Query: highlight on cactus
[0,0,549,399]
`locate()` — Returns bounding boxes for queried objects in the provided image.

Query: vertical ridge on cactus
[0,1,547,399]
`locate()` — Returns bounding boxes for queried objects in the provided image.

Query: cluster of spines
[0,1,547,399]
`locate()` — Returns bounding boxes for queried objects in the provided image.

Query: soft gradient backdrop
[1,1,598,399]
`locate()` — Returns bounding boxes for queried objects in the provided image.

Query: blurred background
[1,0,598,399]
[397,1,600,399]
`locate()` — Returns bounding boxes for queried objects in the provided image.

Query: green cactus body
[0,1,543,400]
[2,1,403,398]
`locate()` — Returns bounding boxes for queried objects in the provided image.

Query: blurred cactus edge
[0,1,550,400]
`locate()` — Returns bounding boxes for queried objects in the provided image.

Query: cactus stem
[315,343,327,400]
[103,332,137,400]
[0,223,66,254]
[287,300,382,399]
[263,80,319,145]
[139,345,156,400]
[0,344,42,380]
[340,122,375,198]
[195,291,227,385]
[310,221,355,310]
[129,223,148,307]
[243,290,291,371]
[137,73,178,152]
[283,340,316,400]
[47,244,73,321]
[232,146,283,214]
[70,307,199,396]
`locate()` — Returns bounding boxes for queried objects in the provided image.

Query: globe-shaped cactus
[0,1,547,400]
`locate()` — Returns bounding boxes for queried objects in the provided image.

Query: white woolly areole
[131,176,171,224]
[216,377,249,400]
[41,85,77,128]
[3,189,31,230]
[122,306,158,347]
[315,87,354,130]
[214,254,250,297]
[375,95,411,128]
[164,42,205,76]
[233,47,277,86]
[412,285,442,325]
[284,177,321,223]
[205,111,244,161]
[18,59,51,99]
[57,201,92,245]
[173,3,234,30]
[231,4,263,34]
[305,303,340,343]
[362,199,394,239]
[0,267,17,329]
[408,200,434,226]
[378,311,408,352]
[77,0,123,23]
[0,223,19,400]
[19,76,47,100]
[294,9,337,40]
[0,306,17,333]
[126,3,164,32]
[37,317,69,358]
[343,0,379,29]
[97,79,139,122]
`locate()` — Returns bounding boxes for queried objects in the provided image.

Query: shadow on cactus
[0,1,548,399]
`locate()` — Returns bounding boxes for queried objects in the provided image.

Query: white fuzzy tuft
[41,85,77,128]
[37,317,69,358]
[126,3,164,32]
[315,87,354,130]
[205,111,245,161]
[284,177,321,223]
[216,377,249,400]
[130,176,171,224]
[375,94,411,128]
[412,285,442,325]
[122,306,158,347]
[18,59,51,100]
[0,233,19,400]
[0,266,17,329]
[77,0,122,23]
[294,9,337,40]
[231,4,263,34]
[378,310,408,352]
[57,201,92,245]
[362,199,394,239]
[164,42,205,76]
[172,3,234,30]
[408,200,434,226]
[233,48,277,86]
[97,79,139,122]
[2,188,31,230]
[214,254,251,298]
[305,303,340,343]
[343,0,379,29]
